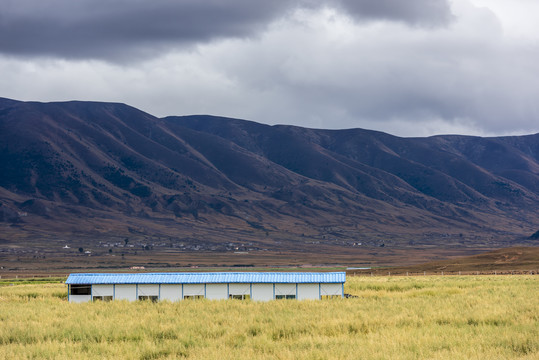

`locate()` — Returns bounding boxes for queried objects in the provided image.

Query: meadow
[0,275,537,359]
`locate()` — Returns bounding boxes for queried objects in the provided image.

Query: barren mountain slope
[1,99,538,258]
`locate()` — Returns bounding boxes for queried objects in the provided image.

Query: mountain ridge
[0,98,538,257]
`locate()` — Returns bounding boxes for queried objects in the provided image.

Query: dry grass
[348,246,539,276]
[0,276,537,359]
[0,245,490,273]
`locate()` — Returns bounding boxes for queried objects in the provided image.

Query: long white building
[66,272,345,302]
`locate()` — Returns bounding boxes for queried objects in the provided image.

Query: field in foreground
[0,276,537,359]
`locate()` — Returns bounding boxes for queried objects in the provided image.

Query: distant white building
[66,272,345,302]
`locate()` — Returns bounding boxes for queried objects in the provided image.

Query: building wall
[297,283,319,300]
[92,284,113,297]
[160,284,181,301]
[138,284,159,297]
[229,283,250,296]
[69,295,91,303]
[320,283,343,297]
[115,284,137,301]
[68,282,344,302]
[183,284,204,297]
[252,283,273,301]
[275,283,296,296]
[206,284,228,300]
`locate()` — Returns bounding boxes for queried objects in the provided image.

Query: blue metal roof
[66,272,346,285]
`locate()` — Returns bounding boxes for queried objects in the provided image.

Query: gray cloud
[1,0,452,61]
[1,0,538,137]
[0,0,293,60]
[335,0,453,26]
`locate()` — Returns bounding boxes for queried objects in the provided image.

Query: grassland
[0,276,537,359]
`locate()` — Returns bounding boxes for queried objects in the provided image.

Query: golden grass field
[0,276,537,359]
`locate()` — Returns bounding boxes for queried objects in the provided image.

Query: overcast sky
[1,0,538,137]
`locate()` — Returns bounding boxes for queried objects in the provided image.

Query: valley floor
[0,275,537,359]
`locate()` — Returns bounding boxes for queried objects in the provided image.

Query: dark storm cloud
[0,0,293,60]
[1,0,452,60]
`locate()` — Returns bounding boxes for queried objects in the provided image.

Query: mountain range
[1,97,538,256]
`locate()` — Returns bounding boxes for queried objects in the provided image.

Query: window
[276,295,296,300]
[70,284,91,295]
[321,295,341,300]
[138,295,158,302]
[183,295,203,300]
[229,294,250,300]
[93,296,113,302]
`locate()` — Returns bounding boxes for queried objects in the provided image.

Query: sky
[1,0,539,137]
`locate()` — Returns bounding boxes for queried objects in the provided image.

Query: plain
[0,275,537,359]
